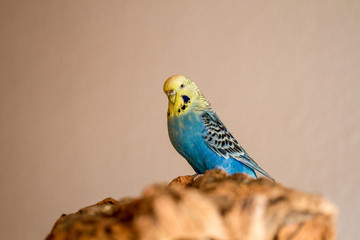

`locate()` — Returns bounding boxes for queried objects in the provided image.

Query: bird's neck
[194,93,211,112]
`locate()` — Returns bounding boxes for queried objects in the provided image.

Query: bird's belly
[168,114,208,173]
[167,113,256,178]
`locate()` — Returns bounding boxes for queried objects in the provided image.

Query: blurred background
[1,1,359,239]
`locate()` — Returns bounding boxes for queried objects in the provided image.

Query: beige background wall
[0,1,359,239]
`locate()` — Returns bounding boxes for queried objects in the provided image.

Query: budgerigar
[164,75,274,180]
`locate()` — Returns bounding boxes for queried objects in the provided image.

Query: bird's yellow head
[163,75,209,118]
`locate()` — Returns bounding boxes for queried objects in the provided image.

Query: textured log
[46,170,337,240]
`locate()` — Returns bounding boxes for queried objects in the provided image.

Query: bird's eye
[180,84,185,88]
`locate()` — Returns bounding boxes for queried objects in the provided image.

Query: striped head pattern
[163,75,210,118]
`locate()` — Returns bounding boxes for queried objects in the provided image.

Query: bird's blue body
[168,109,257,178]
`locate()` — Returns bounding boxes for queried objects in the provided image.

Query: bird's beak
[167,89,176,104]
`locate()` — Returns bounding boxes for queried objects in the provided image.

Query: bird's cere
[167,89,176,96]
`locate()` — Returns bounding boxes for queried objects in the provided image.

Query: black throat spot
[181,95,190,104]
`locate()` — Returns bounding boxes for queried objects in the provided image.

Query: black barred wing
[201,111,274,180]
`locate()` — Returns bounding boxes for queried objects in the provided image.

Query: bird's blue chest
[167,111,209,172]
[167,111,257,178]
[168,111,225,173]
[168,112,203,152]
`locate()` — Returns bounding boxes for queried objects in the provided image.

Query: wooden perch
[46,169,337,240]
